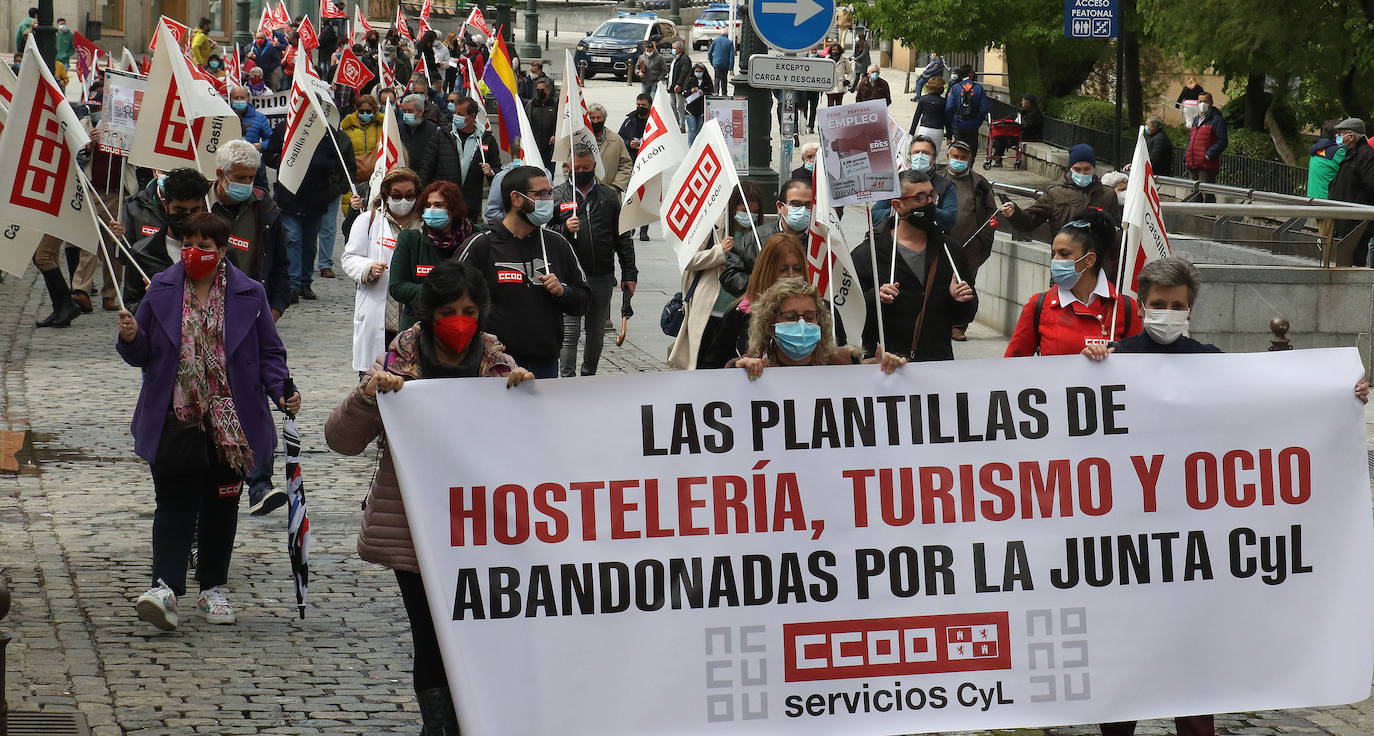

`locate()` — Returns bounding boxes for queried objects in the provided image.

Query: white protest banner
[0,38,101,265]
[706,96,749,174]
[817,100,899,206]
[621,89,689,232]
[378,348,1374,736]
[660,118,738,270]
[1119,127,1171,298]
[277,46,332,194]
[100,69,146,156]
[130,21,240,177]
[806,152,865,346]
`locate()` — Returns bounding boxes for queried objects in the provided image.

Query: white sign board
[378,349,1374,736]
[705,96,749,175]
[100,69,146,156]
[816,99,899,205]
[748,55,836,91]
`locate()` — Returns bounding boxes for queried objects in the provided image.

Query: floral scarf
[424,218,471,252]
[172,263,255,474]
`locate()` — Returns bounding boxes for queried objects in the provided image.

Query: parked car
[574,12,678,80]
[691,4,739,50]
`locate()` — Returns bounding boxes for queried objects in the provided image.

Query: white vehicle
[691,4,740,50]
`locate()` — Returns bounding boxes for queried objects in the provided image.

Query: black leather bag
[660,272,703,337]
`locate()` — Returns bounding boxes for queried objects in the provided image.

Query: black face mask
[166,211,193,239]
[636,107,649,118]
[573,170,596,187]
[591,120,605,135]
[902,204,939,232]
[535,90,548,101]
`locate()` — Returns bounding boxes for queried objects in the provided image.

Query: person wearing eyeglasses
[853,170,976,362]
[1004,209,1141,357]
[733,278,907,379]
[343,167,423,374]
[457,166,591,378]
[720,179,813,298]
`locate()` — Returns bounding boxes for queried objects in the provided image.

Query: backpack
[956,81,977,119]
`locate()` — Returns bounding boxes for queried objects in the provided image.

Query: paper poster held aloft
[816,100,900,207]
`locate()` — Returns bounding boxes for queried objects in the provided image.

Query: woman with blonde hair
[734,278,906,378]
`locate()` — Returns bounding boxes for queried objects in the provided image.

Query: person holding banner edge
[1004,209,1141,357]
[701,233,807,370]
[325,259,534,736]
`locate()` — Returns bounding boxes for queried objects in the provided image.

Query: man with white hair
[398,93,443,174]
[586,102,633,192]
[855,64,891,106]
[209,139,292,319]
[791,142,820,181]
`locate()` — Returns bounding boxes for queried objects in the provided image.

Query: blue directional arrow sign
[749,0,835,54]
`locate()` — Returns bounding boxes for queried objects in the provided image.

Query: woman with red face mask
[116,212,300,632]
[324,259,532,736]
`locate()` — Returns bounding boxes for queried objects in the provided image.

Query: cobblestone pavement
[2,56,1373,736]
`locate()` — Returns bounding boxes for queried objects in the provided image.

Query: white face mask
[1116,191,1127,205]
[1142,308,1190,344]
[388,197,416,215]
[1197,102,1211,115]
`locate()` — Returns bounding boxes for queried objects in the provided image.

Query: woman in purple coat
[117,212,300,632]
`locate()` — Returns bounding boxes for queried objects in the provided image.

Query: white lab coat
[342,208,405,371]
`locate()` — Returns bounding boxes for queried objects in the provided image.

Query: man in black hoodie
[457,166,590,378]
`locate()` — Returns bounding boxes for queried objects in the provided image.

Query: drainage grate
[5,711,92,736]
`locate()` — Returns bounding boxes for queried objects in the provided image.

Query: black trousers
[150,452,243,596]
[396,569,449,693]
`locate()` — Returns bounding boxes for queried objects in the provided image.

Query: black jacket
[1115,333,1220,354]
[455,220,591,360]
[720,221,783,297]
[668,52,695,91]
[419,127,500,221]
[211,188,293,315]
[549,180,638,282]
[266,126,355,216]
[398,117,442,173]
[1146,128,1174,178]
[683,72,712,117]
[618,111,649,160]
[1330,135,1374,238]
[909,93,947,134]
[526,96,558,162]
[120,230,175,312]
[851,220,978,360]
[120,180,166,244]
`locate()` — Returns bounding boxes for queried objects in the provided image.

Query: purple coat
[116,262,289,466]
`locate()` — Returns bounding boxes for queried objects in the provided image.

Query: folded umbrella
[282,377,311,619]
[616,287,634,347]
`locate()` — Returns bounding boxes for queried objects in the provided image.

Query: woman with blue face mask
[1003,208,1141,357]
[999,143,1121,236]
[732,278,906,379]
[388,181,474,331]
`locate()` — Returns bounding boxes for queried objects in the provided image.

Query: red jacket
[1185,109,1227,172]
[1004,281,1141,357]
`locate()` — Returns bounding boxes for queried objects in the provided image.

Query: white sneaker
[197,586,237,624]
[135,580,178,631]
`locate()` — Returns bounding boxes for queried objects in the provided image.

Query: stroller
[984,118,1025,170]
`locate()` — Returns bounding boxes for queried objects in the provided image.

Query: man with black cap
[1328,118,1374,266]
[1000,143,1121,235]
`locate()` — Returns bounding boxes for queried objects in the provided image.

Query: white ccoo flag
[1118,126,1171,298]
[278,45,334,194]
[659,118,738,270]
[0,38,101,274]
[806,152,866,346]
[621,89,688,232]
[367,100,408,201]
[130,20,240,177]
[552,49,604,179]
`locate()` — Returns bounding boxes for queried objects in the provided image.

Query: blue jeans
[280,211,324,291]
[316,205,338,271]
[686,114,702,145]
[641,81,657,99]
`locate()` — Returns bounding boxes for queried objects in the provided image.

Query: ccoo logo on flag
[13,80,74,216]
[666,147,722,241]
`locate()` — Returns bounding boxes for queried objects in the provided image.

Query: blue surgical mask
[231,100,248,112]
[947,158,970,174]
[869,72,879,81]
[403,112,417,125]
[209,61,221,70]
[225,181,254,202]
[157,173,168,192]
[803,160,815,172]
[773,319,822,360]
[453,115,467,129]
[520,194,554,226]
[1070,171,1094,188]
[734,211,756,229]
[448,102,456,113]
[358,111,375,123]
[90,111,102,124]
[784,205,810,232]
[1050,254,1089,288]
[912,152,932,172]
[422,207,451,229]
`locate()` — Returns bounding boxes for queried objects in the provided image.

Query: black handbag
[660,271,704,337]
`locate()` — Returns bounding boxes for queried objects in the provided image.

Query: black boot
[417,687,459,736]
[36,268,80,328]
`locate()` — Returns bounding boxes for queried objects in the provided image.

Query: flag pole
[731,177,762,250]
[78,170,151,285]
[865,204,887,354]
[824,231,836,332]
[888,209,898,285]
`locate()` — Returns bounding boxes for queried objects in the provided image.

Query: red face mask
[181,247,220,279]
[433,314,479,355]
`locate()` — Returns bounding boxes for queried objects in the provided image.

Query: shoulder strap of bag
[1032,289,1049,355]
[684,270,705,301]
[906,251,942,358]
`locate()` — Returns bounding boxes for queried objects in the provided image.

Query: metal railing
[986,98,1309,196]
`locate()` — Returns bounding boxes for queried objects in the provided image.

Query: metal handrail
[991,181,1374,219]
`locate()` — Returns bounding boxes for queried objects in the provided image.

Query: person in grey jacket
[637,41,668,98]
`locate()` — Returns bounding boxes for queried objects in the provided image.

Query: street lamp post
[234,0,253,49]
[517,0,541,59]
[34,0,57,71]
[668,0,682,25]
